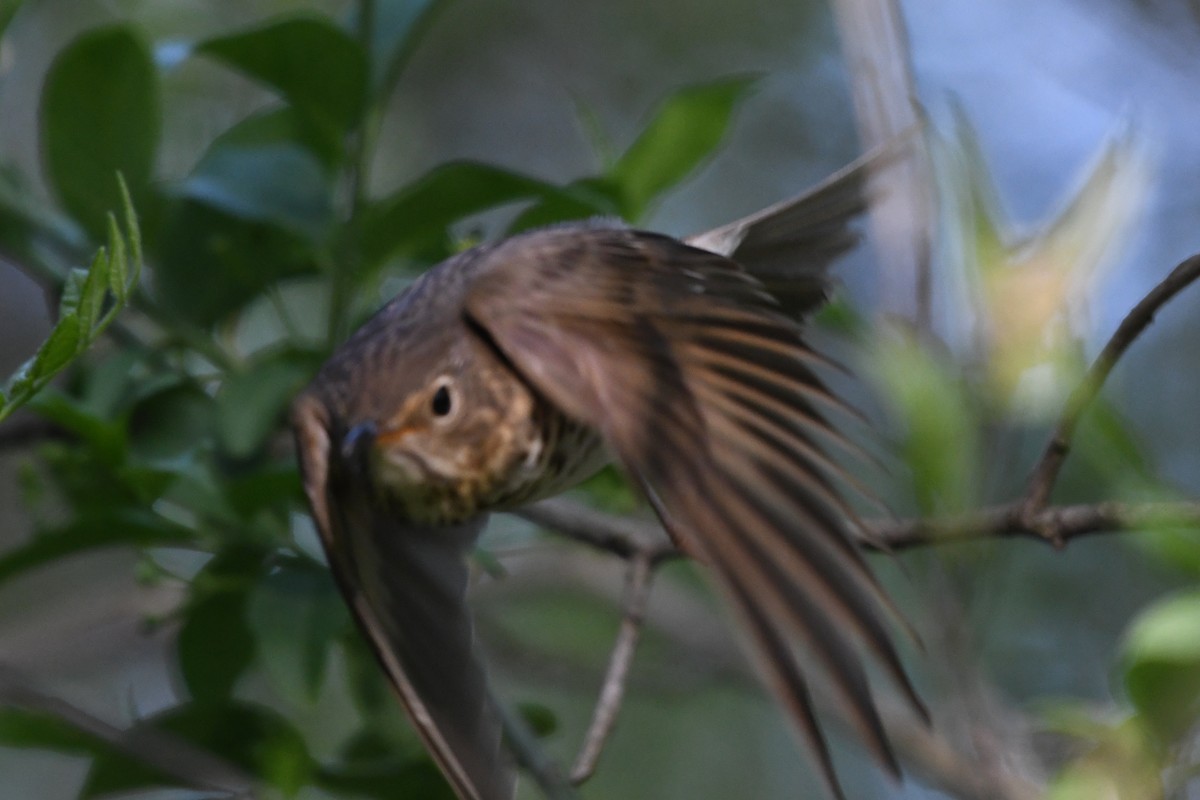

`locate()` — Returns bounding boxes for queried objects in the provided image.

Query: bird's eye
[431,384,453,417]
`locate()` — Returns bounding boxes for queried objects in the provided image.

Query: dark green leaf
[317,756,456,800]
[517,702,558,737]
[179,141,333,238]
[223,463,303,522]
[506,176,622,232]
[126,383,215,461]
[30,389,125,458]
[40,25,159,238]
[154,199,317,326]
[178,590,256,704]
[81,701,314,798]
[0,510,193,587]
[362,161,584,268]
[216,354,312,459]
[0,707,105,753]
[247,560,348,702]
[340,632,393,722]
[197,17,367,153]
[609,76,757,220]
[200,105,342,169]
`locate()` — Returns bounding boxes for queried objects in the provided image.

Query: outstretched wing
[686,147,876,314]
[291,394,515,800]
[464,226,924,800]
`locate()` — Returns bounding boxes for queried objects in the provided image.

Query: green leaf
[0,510,193,588]
[57,247,110,333]
[111,173,143,302]
[178,590,256,704]
[1,169,142,424]
[505,176,622,233]
[517,702,558,738]
[174,547,268,704]
[5,315,83,409]
[40,25,159,238]
[871,329,980,514]
[179,141,333,238]
[609,76,758,220]
[29,389,125,458]
[216,353,312,459]
[81,701,314,798]
[317,757,456,800]
[197,16,367,154]
[247,559,348,703]
[224,463,304,522]
[201,105,342,169]
[0,707,106,753]
[154,199,316,326]
[362,161,585,268]
[1122,590,1200,743]
[358,0,449,94]
[126,383,215,461]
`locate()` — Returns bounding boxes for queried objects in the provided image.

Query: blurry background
[1,0,1200,798]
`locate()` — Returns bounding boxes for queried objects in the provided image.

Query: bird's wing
[292,394,515,800]
[464,227,925,800]
[686,142,898,314]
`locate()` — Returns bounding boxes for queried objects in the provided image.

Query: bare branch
[523,496,1200,556]
[0,665,254,797]
[1023,253,1200,514]
[868,500,1200,550]
[570,553,655,784]
[517,500,677,565]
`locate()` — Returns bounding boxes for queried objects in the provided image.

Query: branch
[0,665,254,797]
[570,552,654,784]
[868,500,1200,550]
[1023,253,1200,514]
[525,497,1200,556]
[516,501,677,565]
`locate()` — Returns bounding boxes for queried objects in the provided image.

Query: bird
[291,150,926,800]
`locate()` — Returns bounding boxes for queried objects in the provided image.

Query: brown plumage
[291,151,925,800]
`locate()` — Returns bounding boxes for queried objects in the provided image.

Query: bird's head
[301,327,545,526]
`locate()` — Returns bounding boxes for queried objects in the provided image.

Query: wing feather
[464,226,924,799]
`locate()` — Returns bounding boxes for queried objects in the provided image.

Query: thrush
[291,152,925,800]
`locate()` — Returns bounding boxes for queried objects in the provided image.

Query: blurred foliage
[0,2,759,797]
[874,108,1196,798]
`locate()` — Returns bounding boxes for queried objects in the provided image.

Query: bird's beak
[341,421,378,475]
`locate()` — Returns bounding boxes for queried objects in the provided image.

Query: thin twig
[868,500,1200,550]
[0,666,254,797]
[517,500,678,565]
[570,552,655,784]
[522,497,1200,558]
[1022,253,1200,516]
